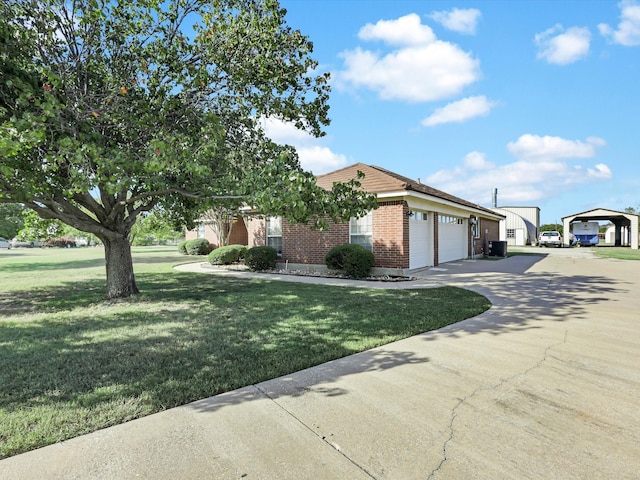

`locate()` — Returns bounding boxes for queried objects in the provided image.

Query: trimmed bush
[208,244,247,265]
[325,244,374,278]
[177,240,188,255]
[185,238,211,255]
[325,244,353,270]
[244,246,277,271]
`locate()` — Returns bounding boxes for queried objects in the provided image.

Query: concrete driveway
[1,249,639,479]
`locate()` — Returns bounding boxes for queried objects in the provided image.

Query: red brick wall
[246,216,267,248]
[282,221,350,264]
[372,201,409,269]
[479,218,500,255]
[246,202,410,269]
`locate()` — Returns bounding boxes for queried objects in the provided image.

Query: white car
[0,237,11,249]
[538,231,563,247]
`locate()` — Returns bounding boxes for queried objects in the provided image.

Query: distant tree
[130,211,183,246]
[624,206,639,214]
[540,223,563,235]
[0,203,24,238]
[17,209,63,241]
[0,0,377,298]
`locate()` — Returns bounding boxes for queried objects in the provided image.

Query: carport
[562,208,639,249]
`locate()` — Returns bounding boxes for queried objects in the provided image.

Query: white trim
[378,191,504,221]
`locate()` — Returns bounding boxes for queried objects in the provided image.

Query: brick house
[245,163,504,275]
[184,216,248,249]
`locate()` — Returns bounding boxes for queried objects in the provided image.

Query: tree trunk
[103,234,139,299]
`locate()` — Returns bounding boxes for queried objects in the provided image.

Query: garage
[438,215,468,263]
[562,208,639,249]
[409,211,432,269]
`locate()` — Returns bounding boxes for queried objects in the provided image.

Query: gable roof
[316,163,501,217]
[562,208,640,221]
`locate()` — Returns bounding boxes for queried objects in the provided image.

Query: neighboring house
[492,206,540,246]
[246,163,504,275]
[184,216,248,249]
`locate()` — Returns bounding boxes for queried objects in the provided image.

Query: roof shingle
[316,163,499,217]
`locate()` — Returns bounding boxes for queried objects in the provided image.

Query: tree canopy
[0,203,24,238]
[0,0,377,298]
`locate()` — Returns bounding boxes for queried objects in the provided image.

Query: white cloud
[421,96,497,126]
[358,13,436,46]
[535,24,591,65]
[587,163,613,179]
[297,146,349,174]
[463,151,495,170]
[335,14,480,102]
[259,116,314,145]
[425,135,611,205]
[506,134,606,160]
[599,0,640,46]
[259,117,348,174]
[429,8,482,35]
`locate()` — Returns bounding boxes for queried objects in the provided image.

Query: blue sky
[263,0,640,225]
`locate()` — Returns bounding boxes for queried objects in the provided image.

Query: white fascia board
[377,191,504,220]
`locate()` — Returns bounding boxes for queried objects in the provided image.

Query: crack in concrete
[253,385,378,479]
[426,330,569,479]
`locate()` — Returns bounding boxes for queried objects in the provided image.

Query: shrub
[208,244,247,265]
[325,244,353,270]
[325,244,374,278]
[244,246,277,271]
[177,240,188,255]
[185,238,211,255]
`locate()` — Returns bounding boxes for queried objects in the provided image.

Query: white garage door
[409,212,431,269]
[438,216,467,263]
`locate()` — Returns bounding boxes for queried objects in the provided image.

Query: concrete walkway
[2,249,639,479]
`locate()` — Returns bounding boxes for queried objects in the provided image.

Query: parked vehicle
[538,231,563,247]
[44,238,77,248]
[0,237,11,249]
[10,238,36,248]
[572,221,599,246]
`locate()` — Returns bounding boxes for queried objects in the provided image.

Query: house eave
[377,191,505,220]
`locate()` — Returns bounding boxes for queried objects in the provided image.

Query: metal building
[493,206,540,246]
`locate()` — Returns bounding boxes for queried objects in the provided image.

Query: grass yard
[591,246,640,260]
[0,246,490,458]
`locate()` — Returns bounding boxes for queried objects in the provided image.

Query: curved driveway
[1,248,639,479]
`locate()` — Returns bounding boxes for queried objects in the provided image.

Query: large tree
[0,0,376,298]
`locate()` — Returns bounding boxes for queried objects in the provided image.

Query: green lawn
[0,246,490,458]
[591,246,640,260]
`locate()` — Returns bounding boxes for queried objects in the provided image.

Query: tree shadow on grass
[0,272,467,415]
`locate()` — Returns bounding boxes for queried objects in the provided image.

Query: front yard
[0,246,490,458]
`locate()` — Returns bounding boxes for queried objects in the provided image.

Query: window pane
[267,217,282,236]
[350,212,372,250]
[266,217,282,254]
[267,236,283,254]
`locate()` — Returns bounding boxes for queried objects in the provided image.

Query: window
[410,211,429,221]
[506,228,515,239]
[197,224,206,238]
[350,211,373,250]
[266,216,282,254]
[439,215,464,225]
